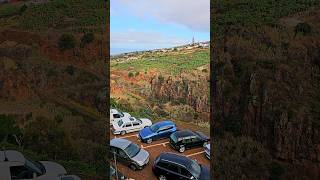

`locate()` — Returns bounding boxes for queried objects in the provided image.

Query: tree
[80,32,94,47]
[58,34,76,51]
[0,115,22,147]
[19,4,28,15]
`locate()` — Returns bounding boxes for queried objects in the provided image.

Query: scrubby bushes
[58,34,76,51]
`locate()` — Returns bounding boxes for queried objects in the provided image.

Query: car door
[156,161,180,179]
[167,163,184,179]
[132,121,142,132]
[180,167,194,180]
[182,137,192,149]
[118,149,131,165]
[192,135,203,148]
[123,122,133,133]
[157,126,171,139]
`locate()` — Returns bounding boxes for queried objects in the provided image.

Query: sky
[110,0,210,55]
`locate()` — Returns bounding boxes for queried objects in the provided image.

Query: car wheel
[147,138,152,144]
[158,175,167,180]
[129,164,138,171]
[179,145,185,153]
[120,130,126,135]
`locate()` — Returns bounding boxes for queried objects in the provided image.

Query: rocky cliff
[149,72,210,121]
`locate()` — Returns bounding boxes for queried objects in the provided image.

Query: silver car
[0,150,81,180]
[110,138,149,171]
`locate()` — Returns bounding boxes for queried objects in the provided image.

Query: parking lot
[109,126,210,180]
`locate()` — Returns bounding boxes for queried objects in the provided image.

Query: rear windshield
[170,133,178,143]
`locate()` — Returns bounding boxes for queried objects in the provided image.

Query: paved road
[109,128,210,180]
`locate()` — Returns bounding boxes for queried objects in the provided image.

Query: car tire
[158,175,167,180]
[179,145,185,153]
[129,164,138,171]
[120,130,126,135]
[146,138,152,144]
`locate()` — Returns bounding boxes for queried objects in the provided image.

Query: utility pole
[114,152,118,180]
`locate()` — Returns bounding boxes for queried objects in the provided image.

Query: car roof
[155,120,175,127]
[110,138,132,150]
[120,116,137,123]
[0,150,25,163]
[158,153,193,167]
[172,129,195,138]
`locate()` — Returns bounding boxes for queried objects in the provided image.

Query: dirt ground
[109,123,210,180]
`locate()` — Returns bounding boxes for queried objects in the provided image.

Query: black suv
[169,130,209,153]
[152,153,210,180]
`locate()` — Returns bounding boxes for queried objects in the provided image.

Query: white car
[110,108,131,125]
[112,116,152,135]
[0,150,81,180]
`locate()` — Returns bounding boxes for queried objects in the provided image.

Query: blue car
[138,120,177,143]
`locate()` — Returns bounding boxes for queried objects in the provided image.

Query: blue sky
[111,0,210,55]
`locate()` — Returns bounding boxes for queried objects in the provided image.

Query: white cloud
[114,0,209,32]
[111,30,188,46]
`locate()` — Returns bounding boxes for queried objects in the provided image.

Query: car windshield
[25,159,45,175]
[119,112,124,117]
[117,119,123,127]
[150,124,160,132]
[189,160,201,179]
[137,118,142,124]
[170,133,178,142]
[124,143,140,158]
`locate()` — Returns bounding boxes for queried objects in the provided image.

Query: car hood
[139,127,154,139]
[199,165,210,180]
[112,121,121,130]
[140,118,152,126]
[131,148,149,166]
[39,161,67,179]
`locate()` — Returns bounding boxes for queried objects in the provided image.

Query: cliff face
[149,73,210,121]
[215,24,320,164]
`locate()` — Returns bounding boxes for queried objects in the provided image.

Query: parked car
[169,130,209,153]
[138,120,177,143]
[112,116,152,135]
[152,152,210,180]
[110,108,131,125]
[110,138,150,171]
[204,143,210,159]
[110,165,126,180]
[0,150,81,180]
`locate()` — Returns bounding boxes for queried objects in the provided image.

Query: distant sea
[110,48,148,56]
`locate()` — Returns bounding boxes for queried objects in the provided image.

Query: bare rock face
[150,74,209,121]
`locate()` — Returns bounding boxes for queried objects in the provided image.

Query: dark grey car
[110,138,150,170]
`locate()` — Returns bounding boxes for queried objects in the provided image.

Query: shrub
[128,72,134,78]
[58,34,76,51]
[295,23,312,36]
[135,71,140,76]
[19,4,27,14]
[66,65,75,76]
[80,32,94,47]
[269,161,285,180]
[0,115,21,144]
